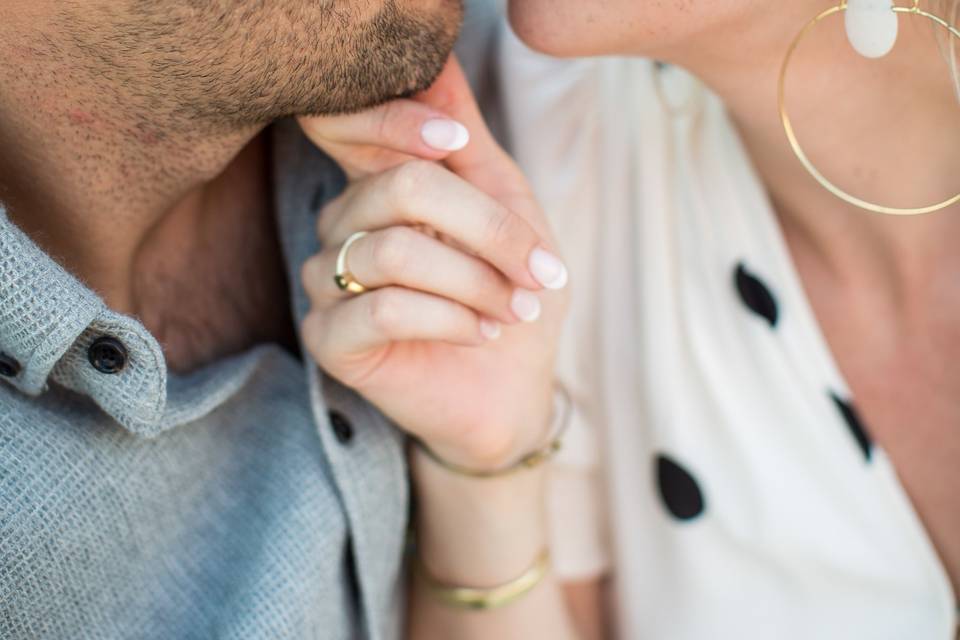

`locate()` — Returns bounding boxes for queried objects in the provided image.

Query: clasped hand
[297,58,569,472]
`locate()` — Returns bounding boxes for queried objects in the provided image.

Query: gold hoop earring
[778,0,960,216]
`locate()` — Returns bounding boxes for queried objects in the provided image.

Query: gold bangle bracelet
[412,384,572,479]
[413,435,563,479]
[415,548,551,611]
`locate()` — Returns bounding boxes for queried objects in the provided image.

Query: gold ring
[334,231,370,294]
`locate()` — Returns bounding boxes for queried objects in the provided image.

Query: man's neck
[127,135,296,372]
[0,38,297,372]
[0,102,261,313]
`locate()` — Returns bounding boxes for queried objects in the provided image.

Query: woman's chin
[506,1,619,58]
[505,1,741,61]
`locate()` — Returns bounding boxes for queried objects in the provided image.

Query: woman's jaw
[505,0,781,63]
[505,0,960,294]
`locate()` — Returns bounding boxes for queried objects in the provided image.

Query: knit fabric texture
[0,120,409,640]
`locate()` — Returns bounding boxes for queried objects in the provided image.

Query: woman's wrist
[410,442,550,587]
[407,381,567,589]
[412,381,563,474]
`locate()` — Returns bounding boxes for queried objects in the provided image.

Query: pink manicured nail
[511,289,542,323]
[479,319,502,341]
[529,248,568,290]
[421,118,470,151]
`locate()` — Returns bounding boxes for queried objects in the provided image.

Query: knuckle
[386,160,436,208]
[482,203,519,249]
[371,227,415,275]
[367,288,405,333]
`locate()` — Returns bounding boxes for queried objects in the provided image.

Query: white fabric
[498,27,958,640]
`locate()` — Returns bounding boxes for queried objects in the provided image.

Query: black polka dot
[656,454,705,521]
[830,392,873,462]
[734,262,779,328]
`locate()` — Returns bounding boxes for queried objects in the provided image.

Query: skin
[514,0,960,577]
[3,0,952,637]
[532,0,960,630]
[0,0,463,370]
[302,1,960,638]
[299,61,575,639]
[299,59,568,474]
[511,0,960,600]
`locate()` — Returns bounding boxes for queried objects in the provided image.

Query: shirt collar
[0,120,341,437]
[0,210,172,436]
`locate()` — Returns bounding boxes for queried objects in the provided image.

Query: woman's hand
[297,59,569,471]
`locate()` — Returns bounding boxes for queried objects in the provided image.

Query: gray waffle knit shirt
[0,121,409,640]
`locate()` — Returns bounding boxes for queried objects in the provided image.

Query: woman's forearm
[406,445,580,640]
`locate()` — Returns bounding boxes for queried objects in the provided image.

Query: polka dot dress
[499,24,959,639]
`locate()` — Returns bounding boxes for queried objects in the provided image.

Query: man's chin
[305,54,454,118]
[191,0,463,127]
[317,1,463,116]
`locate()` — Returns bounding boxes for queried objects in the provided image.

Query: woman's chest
[858,382,960,599]
[812,286,960,598]
[606,168,959,634]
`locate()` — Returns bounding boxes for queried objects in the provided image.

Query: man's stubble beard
[0,0,463,305]
[63,0,464,136]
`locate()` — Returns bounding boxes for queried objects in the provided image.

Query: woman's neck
[677,2,960,298]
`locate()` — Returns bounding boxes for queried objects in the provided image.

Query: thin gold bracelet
[415,548,551,611]
[412,384,572,479]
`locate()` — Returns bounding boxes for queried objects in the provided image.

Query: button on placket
[0,352,21,378]
[328,410,354,444]
[87,336,128,374]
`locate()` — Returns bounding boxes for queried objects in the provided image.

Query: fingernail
[529,248,568,290]
[511,289,542,323]
[421,118,470,151]
[479,319,502,341]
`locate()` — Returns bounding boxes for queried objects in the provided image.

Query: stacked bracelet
[415,548,552,611]
[412,383,572,479]
[410,384,571,610]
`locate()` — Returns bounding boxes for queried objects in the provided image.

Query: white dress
[497,26,958,640]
